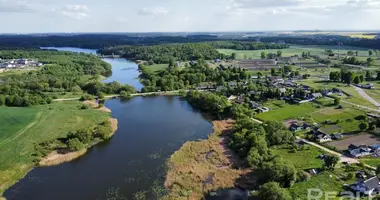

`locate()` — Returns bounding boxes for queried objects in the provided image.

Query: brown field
[328,133,380,150]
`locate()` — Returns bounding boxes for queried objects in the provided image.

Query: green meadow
[0,101,109,195]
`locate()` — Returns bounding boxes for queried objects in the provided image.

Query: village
[195,48,380,198]
[0,58,42,69]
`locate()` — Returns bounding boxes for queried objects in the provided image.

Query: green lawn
[144,64,169,73]
[256,103,319,121]
[289,172,345,200]
[0,101,109,195]
[272,145,325,170]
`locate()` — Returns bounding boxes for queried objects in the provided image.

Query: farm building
[300,64,328,69]
[276,56,299,64]
[237,59,279,71]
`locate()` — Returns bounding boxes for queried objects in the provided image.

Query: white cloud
[233,0,306,8]
[0,0,36,13]
[0,0,379,32]
[59,4,89,19]
[138,7,169,16]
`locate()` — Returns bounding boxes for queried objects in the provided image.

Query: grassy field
[256,103,319,121]
[0,101,109,195]
[271,145,324,170]
[144,64,169,73]
[297,78,378,109]
[218,45,371,60]
[289,171,344,200]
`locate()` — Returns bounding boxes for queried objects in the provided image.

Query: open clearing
[0,101,109,195]
[256,103,318,121]
[328,133,380,150]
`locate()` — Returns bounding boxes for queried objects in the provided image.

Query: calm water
[40,47,143,91]
[4,48,212,200]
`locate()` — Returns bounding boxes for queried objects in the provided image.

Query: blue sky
[1,0,380,33]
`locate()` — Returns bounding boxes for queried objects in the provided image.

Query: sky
[0,0,380,33]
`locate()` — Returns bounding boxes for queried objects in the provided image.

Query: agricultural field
[218,45,371,60]
[0,101,109,195]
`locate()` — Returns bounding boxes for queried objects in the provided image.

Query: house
[360,83,375,90]
[257,107,270,113]
[290,122,310,132]
[290,123,303,132]
[279,88,287,94]
[331,133,344,140]
[227,95,237,102]
[269,76,284,85]
[350,176,380,196]
[356,171,368,180]
[348,144,372,158]
[367,113,380,119]
[311,93,323,99]
[313,130,332,143]
[249,101,261,109]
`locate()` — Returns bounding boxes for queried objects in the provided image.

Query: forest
[97,41,289,63]
[0,50,135,107]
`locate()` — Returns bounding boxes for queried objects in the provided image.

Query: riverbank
[163,120,251,200]
[0,102,116,198]
[38,117,118,167]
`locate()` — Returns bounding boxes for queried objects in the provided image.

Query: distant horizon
[1,30,380,35]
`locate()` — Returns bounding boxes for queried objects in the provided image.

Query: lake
[40,47,143,91]
[3,48,212,200]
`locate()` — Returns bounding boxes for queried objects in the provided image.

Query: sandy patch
[84,100,111,113]
[108,118,118,136]
[39,149,87,167]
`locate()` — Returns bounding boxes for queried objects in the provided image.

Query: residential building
[350,176,380,196]
[312,129,332,143]
[348,144,372,158]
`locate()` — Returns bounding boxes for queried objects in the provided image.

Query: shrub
[80,104,89,110]
[355,115,368,121]
[120,90,131,98]
[296,170,311,182]
[80,94,94,101]
[67,138,85,151]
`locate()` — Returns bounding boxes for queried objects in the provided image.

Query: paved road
[353,86,380,107]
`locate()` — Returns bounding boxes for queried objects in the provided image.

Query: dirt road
[353,86,380,107]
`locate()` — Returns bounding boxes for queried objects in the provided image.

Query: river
[4,48,212,200]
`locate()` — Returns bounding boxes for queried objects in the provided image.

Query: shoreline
[163,120,251,200]
[0,104,118,199]
[38,117,118,167]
